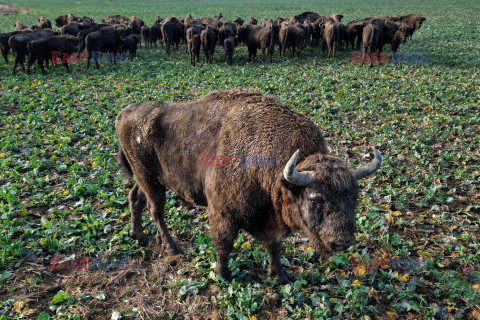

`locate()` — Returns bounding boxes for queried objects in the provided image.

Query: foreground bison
[116,89,382,283]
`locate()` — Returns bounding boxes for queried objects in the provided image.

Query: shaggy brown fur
[236,25,274,62]
[200,25,216,63]
[223,36,235,65]
[14,21,27,31]
[37,16,52,29]
[116,89,381,283]
[323,21,341,58]
[161,16,184,54]
[361,19,399,67]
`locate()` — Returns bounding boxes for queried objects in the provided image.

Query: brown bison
[279,22,306,58]
[140,26,151,47]
[233,17,244,26]
[223,36,235,65]
[77,24,111,53]
[161,17,184,54]
[236,25,274,62]
[55,15,68,27]
[115,89,382,283]
[323,21,341,58]
[200,25,216,63]
[361,19,400,67]
[27,35,79,74]
[14,21,28,31]
[9,29,57,74]
[398,14,426,39]
[187,34,201,66]
[121,35,141,59]
[218,24,236,47]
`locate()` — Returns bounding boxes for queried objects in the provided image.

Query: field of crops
[0,0,479,319]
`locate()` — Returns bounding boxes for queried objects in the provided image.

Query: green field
[1,0,479,319]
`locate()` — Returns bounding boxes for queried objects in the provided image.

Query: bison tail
[117,145,134,180]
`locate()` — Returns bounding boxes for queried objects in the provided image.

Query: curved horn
[283,150,314,186]
[352,148,382,180]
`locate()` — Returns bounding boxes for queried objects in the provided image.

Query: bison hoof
[166,241,183,256]
[130,230,148,244]
[270,266,293,284]
[219,270,233,282]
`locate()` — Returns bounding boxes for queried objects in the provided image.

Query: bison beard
[116,89,382,284]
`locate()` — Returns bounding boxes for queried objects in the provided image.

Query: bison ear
[421,17,426,21]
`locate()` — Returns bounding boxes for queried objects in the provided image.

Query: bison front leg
[264,241,292,284]
[209,212,239,281]
[128,183,148,243]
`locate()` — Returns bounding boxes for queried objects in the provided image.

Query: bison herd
[0,11,425,73]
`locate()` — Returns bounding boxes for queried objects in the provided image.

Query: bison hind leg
[129,183,148,244]
[142,182,182,255]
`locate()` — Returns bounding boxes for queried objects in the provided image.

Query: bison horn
[352,148,382,180]
[283,150,314,186]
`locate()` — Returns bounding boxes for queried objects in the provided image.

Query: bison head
[282,148,382,254]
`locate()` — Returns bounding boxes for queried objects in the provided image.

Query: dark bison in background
[85,25,127,69]
[0,30,32,63]
[161,16,184,54]
[27,35,79,74]
[9,29,58,74]
[116,89,382,283]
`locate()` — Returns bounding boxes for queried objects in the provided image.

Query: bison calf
[187,34,201,66]
[223,36,235,65]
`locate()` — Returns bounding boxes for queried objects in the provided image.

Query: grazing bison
[223,36,235,65]
[187,34,201,66]
[115,89,382,283]
[0,30,32,63]
[61,22,81,36]
[121,35,141,59]
[14,21,28,31]
[150,24,163,47]
[38,16,52,29]
[85,26,127,69]
[27,35,79,74]
[201,25,216,63]
[288,11,320,24]
[9,29,57,74]
[161,17,184,54]
[279,22,306,58]
[236,25,274,62]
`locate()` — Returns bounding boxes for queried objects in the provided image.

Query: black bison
[223,36,235,65]
[115,89,382,283]
[77,24,112,53]
[9,29,57,74]
[236,25,274,62]
[288,11,320,24]
[150,24,163,47]
[121,35,141,59]
[187,34,201,66]
[85,26,127,69]
[0,30,32,63]
[27,35,79,74]
[61,22,81,37]
[161,16,184,54]
[200,25,216,63]
[217,24,235,48]
[38,16,52,29]
[55,15,69,27]
[185,25,203,53]
[233,17,244,26]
